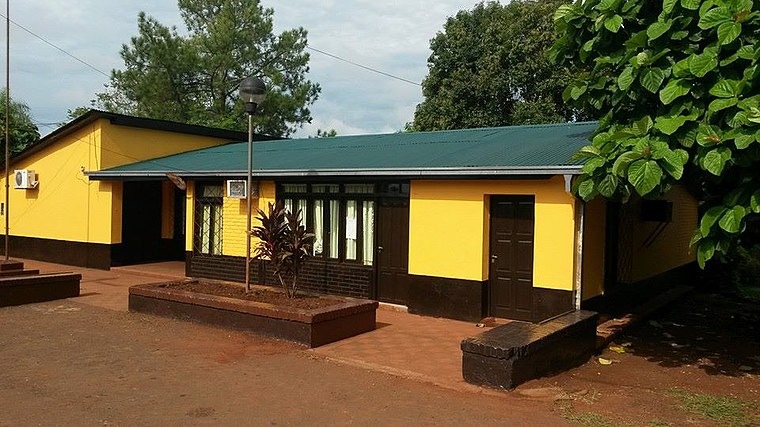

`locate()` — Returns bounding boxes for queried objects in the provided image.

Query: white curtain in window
[362,201,374,265]
[346,200,357,260]
[211,204,222,255]
[313,200,323,255]
[284,199,293,214]
[297,199,307,226]
[329,200,339,258]
[201,205,211,254]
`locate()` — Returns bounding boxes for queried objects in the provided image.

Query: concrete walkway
[313,309,487,392]
[18,258,186,312]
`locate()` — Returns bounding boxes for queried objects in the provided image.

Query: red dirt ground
[523,290,760,426]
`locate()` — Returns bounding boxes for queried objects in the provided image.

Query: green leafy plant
[252,202,314,298]
[551,0,760,267]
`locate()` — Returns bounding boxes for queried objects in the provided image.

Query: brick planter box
[129,282,378,348]
[0,273,82,307]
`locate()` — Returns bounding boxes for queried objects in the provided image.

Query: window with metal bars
[194,182,223,255]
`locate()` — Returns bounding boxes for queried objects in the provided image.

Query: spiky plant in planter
[252,202,314,298]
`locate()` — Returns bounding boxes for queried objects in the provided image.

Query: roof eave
[87,165,583,180]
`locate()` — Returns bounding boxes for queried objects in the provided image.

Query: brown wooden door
[489,196,535,321]
[375,201,410,304]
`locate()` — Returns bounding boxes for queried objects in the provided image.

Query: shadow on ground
[612,290,760,377]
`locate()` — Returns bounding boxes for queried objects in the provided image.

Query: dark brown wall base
[187,253,372,299]
[461,310,598,389]
[0,235,111,269]
[129,283,378,347]
[533,288,575,323]
[407,275,486,322]
[0,273,82,307]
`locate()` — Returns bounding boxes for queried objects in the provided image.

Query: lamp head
[239,77,267,112]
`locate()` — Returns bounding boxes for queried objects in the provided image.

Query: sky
[4,0,480,138]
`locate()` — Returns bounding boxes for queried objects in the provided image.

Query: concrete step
[0,260,24,271]
[0,269,40,277]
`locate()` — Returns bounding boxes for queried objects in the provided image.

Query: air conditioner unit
[14,170,38,189]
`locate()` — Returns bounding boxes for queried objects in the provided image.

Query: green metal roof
[88,121,597,179]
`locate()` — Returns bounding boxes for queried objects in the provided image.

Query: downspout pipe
[565,174,585,311]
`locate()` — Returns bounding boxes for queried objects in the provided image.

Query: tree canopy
[550,0,760,267]
[410,0,591,131]
[95,0,320,137]
[1,90,40,156]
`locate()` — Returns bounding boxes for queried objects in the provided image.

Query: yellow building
[1,110,256,268]
[83,119,698,323]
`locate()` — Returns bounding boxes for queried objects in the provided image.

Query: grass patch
[563,411,618,427]
[668,388,755,426]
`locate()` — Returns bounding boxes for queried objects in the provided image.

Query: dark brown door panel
[489,195,535,321]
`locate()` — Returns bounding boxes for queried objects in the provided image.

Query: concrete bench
[0,273,82,307]
[461,310,598,389]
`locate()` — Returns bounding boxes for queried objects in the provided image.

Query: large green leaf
[574,145,602,159]
[697,124,722,146]
[701,148,728,175]
[661,150,686,179]
[647,20,673,41]
[598,174,619,197]
[680,0,701,10]
[612,151,642,176]
[718,206,746,233]
[577,178,596,201]
[582,157,607,173]
[662,0,677,14]
[672,57,691,78]
[689,51,718,77]
[640,68,665,93]
[628,159,663,195]
[634,116,653,135]
[605,14,623,33]
[570,83,587,100]
[697,240,716,268]
[698,6,733,30]
[654,115,689,135]
[735,132,755,149]
[708,97,738,112]
[659,79,691,105]
[709,79,739,98]
[700,206,726,236]
[618,67,635,91]
[717,22,741,45]
[553,4,575,22]
[751,190,760,213]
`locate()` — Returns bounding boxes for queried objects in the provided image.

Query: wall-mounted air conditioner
[14,170,38,189]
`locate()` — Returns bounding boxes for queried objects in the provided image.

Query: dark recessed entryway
[488,195,535,321]
[112,181,186,266]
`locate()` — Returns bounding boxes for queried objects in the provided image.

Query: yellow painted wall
[0,122,118,244]
[99,120,231,170]
[0,118,234,247]
[212,181,276,257]
[409,177,577,291]
[625,185,698,283]
[582,198,606,300]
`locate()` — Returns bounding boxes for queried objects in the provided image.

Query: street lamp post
[239,76,266,292]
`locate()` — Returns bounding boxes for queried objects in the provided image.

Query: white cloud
[3,0,481,137]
